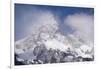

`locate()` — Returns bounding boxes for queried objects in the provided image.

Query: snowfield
[44,39,72,51]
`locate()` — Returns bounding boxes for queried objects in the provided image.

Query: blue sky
[15,3,94,41]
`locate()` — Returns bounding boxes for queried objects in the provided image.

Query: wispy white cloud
[64,13,94,43]
[29,11,59,34]
[20,10,59,39]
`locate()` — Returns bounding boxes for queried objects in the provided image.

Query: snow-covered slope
[15,31,71,54]
[15,29,93,64]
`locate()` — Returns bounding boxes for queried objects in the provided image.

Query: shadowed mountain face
[15,45,93,65]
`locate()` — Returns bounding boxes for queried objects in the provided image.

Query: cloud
[18,10,59,40]
[29,11,59,34]
[64,13,94,43]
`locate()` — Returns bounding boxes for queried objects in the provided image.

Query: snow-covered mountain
[15,17,94,65]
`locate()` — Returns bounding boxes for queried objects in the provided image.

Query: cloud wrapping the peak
[30,11,59,34]
[18,10,59,40]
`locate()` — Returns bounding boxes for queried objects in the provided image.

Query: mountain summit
[15,13,93,65]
